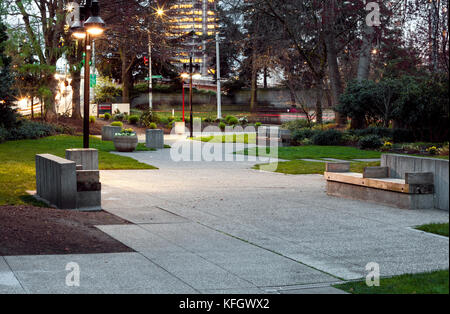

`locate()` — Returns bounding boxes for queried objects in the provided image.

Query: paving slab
[101,148,449,282]
[0,257,25,294]
[5,253,198,294]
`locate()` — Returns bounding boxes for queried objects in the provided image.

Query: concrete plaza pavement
[1,139,448,294]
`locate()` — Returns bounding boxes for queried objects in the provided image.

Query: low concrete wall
[66,149,99,171]
[36,154,77,209]
[381,154,449,211]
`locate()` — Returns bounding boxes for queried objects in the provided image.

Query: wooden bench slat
[324,172,433,194]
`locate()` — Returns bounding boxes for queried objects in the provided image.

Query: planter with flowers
[113,128,138,152]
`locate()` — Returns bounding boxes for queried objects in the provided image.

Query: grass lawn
[254,160,380,175]
[193,134,257,144]
[240,145,381,160]
[0,135,156,206]
[416,223,449,237]
[334,270,449,294]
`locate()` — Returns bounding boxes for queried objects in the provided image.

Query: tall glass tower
[168,0,217,76]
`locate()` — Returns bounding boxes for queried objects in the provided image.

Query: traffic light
[143,56,149,66]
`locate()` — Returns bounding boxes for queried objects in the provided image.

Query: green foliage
[0,127,8,143]
[1,120,56,141]
[335,270,449,294]
[0,22,17,129]
[148,122,157,130]
[0,135,156,206]
[110,121,123,127]
[219,122,226,131]
[292,128,318,144]
[140,109,160,127]
[225,115,239,125]
[94,78,122,103]
[255,122,262,128]
[311,130,343,146]
[282,119,311,132]
[104,113,111,120]
[358,135,384,150]
[128,115,140,125]
[337,75,449,142]
[89,116,96,124]
[416,223,449,237]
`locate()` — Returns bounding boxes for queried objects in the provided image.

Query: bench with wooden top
[324,162,435,210]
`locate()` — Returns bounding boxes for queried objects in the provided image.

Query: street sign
[90,74,97,87]
[145,75,162,81]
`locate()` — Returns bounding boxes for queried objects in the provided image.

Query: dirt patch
[0,205,134,256]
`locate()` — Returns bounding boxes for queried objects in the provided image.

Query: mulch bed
[0,205,134,256]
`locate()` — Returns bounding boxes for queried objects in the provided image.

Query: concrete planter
[102,126,122,141]
[113,135,138,152]
[146,129,164,149]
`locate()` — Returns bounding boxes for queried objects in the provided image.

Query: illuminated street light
[69,0,105,149]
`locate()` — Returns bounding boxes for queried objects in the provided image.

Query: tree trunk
[120,46,132,104]
[357,24,374,82]
[351,24,374,129]
[315,82,323,125]
[263,67,268,89]
[250,51,258,112]
[323,0,346,127]
[45,77,58,121]
[71,70,82,119]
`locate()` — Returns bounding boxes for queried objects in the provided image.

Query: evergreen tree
[0,20,17,129]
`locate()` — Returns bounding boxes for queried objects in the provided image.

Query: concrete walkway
[1,139,448,294]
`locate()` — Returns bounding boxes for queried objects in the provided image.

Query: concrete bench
[324,162,435,210]
[35,154,101,211]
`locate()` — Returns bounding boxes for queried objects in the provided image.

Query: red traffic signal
[143,56,149,66]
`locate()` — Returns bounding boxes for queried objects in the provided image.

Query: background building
[168,0,217,77]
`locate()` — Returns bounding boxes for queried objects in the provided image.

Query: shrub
[128,115,140,125]
[239,116,249,125]
[292,128,317,144]
[219,122,226,131]
[227,116,239,126]
[149,122,158,130]
[358,135,383,150]
[311,129,343,146]
[0,127,8,143]
[89,116,96,124]
[255,122,262,128]
[381,141,393,151]
[225,115,238,125]
[111,121,123,127]
[140,109,160,127]
[5,120,56,141]
[168,116,175,122]
[113,113,124,121]
[167,121,174,129]
[439,143,449,156]
[426,146,438,156]
[282,119,311,132]
[203,116,215,123]
[104,113,111,121]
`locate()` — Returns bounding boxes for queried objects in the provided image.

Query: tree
[7,0,68,120]
[0,21,18,128]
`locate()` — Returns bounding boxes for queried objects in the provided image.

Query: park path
[1,138,448,294]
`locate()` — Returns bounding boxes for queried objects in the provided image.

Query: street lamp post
[148,7,165,110]
[70,0,105,149]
